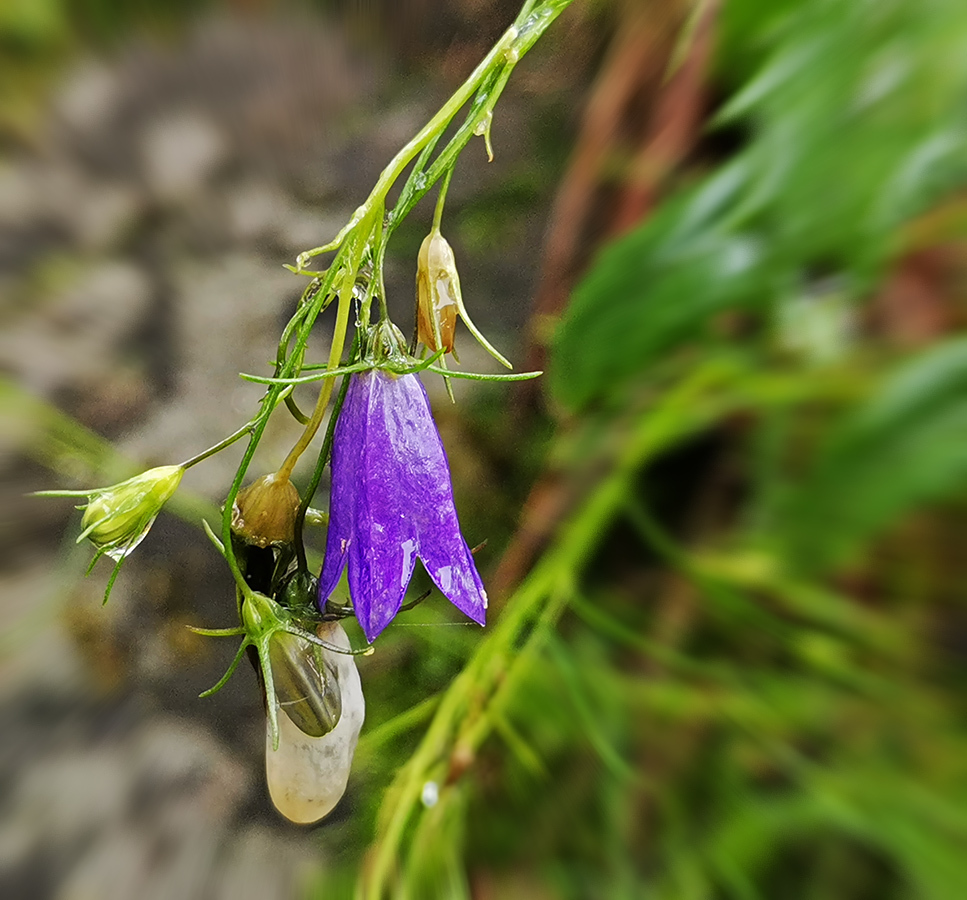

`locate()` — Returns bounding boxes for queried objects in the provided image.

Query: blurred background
[4,0,967,897]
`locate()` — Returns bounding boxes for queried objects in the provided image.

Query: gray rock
[140,110,228,204]
[54,60,123,137]
[120,253,308,490]
[0,260,152,396]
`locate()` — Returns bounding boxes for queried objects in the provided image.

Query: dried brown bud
[232,473,301,547]
[416,228,460,354]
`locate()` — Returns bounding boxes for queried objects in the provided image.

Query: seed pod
[416,228,460,354]
[232,473,301,547]
[265,622,365,824]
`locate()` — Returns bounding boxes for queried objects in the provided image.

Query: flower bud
[79,465,184,560]
[241,590,274,635]
[416,228,460,354]
[232,473,301,547]
[279,569,319,613]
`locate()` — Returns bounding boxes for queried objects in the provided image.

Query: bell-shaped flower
[318,368,488,642]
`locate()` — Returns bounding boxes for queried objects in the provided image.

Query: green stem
[433,167,453,231]
[219,244,350,595]
[293,332,359,571]
[294,25,521,272]
[178,422,252,470]
[277,212,376,483]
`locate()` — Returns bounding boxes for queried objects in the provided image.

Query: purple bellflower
[318,368,488,643]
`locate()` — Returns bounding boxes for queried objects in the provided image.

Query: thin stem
[295,24,520,271]
[433,167,454,231]
[200,638,250,698]
[422,365,541,381]
[368,212,391,322]
[277,214,375,482]
[276,295,352,482]
[219,262,344,594]
[240,360,373,386]
[293,332,359,571]
[179,422,252,470]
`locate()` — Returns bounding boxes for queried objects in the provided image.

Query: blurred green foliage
[553,0,967,409]
[343,0,967,897]
[0,0,209,136]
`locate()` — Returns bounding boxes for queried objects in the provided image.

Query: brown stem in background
[521,3,672,384]
[497,1,720,597]
[609,0,719,236]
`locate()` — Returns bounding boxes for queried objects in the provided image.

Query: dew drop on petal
[400,539,417,589]
[436,565,453,592]
[103,519,156,561]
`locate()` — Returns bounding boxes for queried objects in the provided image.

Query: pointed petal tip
[358,604,397,644]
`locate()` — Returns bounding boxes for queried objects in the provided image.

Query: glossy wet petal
[317,371,366,603]
[349,372,420,640]
[318,369,487,641]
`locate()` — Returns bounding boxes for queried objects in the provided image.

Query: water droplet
[421,780,439,808]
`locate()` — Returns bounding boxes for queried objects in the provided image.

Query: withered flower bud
[265,621,365,825]
[416,228,460,354]
[232,473,301,547]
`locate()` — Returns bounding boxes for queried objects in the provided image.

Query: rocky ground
[0,8,579,897]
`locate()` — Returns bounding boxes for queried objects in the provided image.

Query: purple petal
[347,372,419,641]
[319,369,488,642]
[317,372,366,604]
[419,532,487,626]
[381,373,487,626]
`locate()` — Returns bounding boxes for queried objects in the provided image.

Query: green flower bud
[241,590,274,635]
[231,473,301,547]
[416,228,460,355]
[77,465,184,560]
